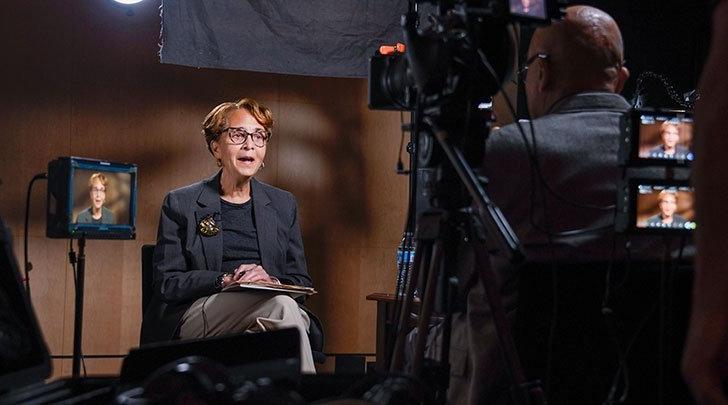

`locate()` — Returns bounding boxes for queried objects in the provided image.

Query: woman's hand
[231,263,275,284]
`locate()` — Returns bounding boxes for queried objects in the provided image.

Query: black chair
[140,244,155,316]
[140,244,326,364]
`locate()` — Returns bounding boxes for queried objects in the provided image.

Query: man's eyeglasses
[222,127,269,147]
[91,187,106,195]
[514,53,549,83]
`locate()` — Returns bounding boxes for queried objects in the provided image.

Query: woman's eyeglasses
[222,127,269,147]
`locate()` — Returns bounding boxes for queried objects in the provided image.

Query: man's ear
[614,65,630,94]
[538,59,553,92]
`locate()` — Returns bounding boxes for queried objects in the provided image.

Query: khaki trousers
[447,278,515,405]
[179,291,315,374]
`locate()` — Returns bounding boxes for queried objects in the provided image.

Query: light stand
[72,235,86,378]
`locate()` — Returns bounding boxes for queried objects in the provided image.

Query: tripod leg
[390,240,430,373]
[471,240,545,405]
[412,239,445,375]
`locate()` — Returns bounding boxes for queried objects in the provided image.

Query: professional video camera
[365,1,563,404]
[368,0,564,233]
[369,0,559,112]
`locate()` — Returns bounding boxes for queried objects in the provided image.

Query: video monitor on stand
[46,157,137,240]
[45,156,137,378]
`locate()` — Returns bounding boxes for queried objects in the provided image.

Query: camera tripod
[373,118,545,405]
[361,3,551,402]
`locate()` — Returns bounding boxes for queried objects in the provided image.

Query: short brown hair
[658,190,677,203]
[660,120,679,134]
[88,173,108,190]
[201,98,274,155]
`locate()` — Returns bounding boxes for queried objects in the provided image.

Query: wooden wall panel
[12,237,70,360]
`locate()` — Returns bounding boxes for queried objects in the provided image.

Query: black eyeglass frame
[515,53,549,82]
[220,127,270,147]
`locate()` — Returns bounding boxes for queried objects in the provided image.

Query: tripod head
[403,3,515,104]
[403,2,515,167]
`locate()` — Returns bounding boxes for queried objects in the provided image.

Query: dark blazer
[646,213,688,228]
[76,206,114,224]
[648,144,690,159]
[140,172,313,344]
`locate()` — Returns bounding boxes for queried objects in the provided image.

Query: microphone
[379,42,406,55]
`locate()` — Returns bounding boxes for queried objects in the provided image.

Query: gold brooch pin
[198,215,219,237]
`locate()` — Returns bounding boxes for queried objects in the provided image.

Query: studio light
[113,0,144,4]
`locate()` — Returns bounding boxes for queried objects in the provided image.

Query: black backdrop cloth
[160,0,407,78]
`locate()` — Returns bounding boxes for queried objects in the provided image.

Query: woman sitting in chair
[140,98,317,373]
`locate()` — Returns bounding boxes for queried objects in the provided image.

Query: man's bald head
[525,6,629,118]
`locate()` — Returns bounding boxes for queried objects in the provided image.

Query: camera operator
[449,5,637,404]
[460,2,700,402]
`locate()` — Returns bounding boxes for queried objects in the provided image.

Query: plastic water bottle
[396,232,416,296]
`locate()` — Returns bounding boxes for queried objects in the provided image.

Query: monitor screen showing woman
[635,185,696,230]
[637,116,694,162]
[72,170,132,226]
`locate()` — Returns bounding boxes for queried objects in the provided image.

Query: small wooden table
[366,293,422,372]
[366,293,397,372]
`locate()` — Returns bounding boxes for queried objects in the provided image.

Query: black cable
[476,43,565,393]
[603,234,687,405]
[397,111,407,174]
[657,237,673,405]
[600,165,630,404]
[601,240,622,405]
[23,173,47,300]
[611,240,634,404]
[530,114,560,396]
[654,236,687,404]
[664,236,687,401]
[601,234,628,405]
[526,113,615,211]
[475,42,564,394]
[631,71,698,110]
[617,298,659,403]
[602,165,632,404]
[603,237,643,405]
[613,238,634,294]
